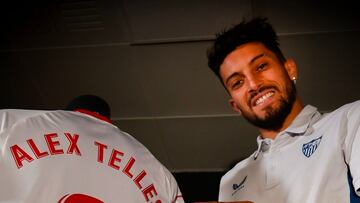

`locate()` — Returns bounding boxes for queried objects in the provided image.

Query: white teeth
[255,92,274,105]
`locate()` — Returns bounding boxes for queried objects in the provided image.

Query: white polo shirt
[0,109,184,203]
[219,100,360,203]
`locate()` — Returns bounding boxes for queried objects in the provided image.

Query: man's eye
[257,63,267,71]
[231,80,243,89]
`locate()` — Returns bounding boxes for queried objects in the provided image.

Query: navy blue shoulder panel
[348,171,360,203]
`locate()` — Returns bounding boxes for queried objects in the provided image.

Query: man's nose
[247,75,262,92]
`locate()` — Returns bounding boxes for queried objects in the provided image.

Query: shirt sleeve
[169,175,184,203]
[171,182,184,203]
[161,166,185,203]
[343,101,360,195]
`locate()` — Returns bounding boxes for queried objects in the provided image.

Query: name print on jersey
[10,132,81,168]
[8,132,162,203]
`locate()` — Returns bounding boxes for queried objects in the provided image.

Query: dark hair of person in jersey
[65,94,111,119]
[207,17,286,81]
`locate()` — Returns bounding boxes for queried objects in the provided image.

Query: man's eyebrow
[250,53,265,64]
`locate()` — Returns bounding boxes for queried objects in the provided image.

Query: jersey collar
[284,105,321,135]
[74,109,112,124]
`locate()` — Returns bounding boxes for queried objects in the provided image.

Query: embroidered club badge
[302,136,322,158]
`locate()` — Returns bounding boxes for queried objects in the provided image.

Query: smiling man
[221,41,302,139]
[206,18,360,203]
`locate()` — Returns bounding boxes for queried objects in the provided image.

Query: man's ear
[229,98,242,115]
[284,58,298,79]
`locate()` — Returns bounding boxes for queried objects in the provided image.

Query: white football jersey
[219,100,360,203]
[0,109,184,203]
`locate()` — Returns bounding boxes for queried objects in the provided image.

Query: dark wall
[174,171,226,202]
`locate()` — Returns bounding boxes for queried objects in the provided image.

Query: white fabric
[219,100,360,203]
[0,109,184,203]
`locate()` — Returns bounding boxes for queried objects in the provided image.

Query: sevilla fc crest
[58,193,103,203]
[302,136,322,158]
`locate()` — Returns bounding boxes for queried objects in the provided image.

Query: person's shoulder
[319,100,360,125]
[221,155,253,183]
[0,108,44,115]
[331,100,360,116]
[0,109,50,131]
[344,100,360,111]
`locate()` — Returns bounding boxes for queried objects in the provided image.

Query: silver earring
[292,77,296,84]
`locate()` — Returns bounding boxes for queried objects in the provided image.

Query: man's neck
[259,97,303,140]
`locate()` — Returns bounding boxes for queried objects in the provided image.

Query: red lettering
[10,145,34,169]
[142,184,158,202]
[64,133,81,155]
[134,170,147,189]
[122,157,135,178]
[108,149,124,170]
[27,139,49,158]
[94,141,107,163]
[44,133,64,155]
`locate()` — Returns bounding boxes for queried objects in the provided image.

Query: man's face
[219,42,297,130]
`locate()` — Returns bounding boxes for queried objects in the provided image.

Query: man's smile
[254,91,274,106]
[250,87,277,109]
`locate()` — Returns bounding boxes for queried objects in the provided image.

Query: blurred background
[1,0,360,201]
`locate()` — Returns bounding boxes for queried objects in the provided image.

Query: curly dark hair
[207,17,286,81]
